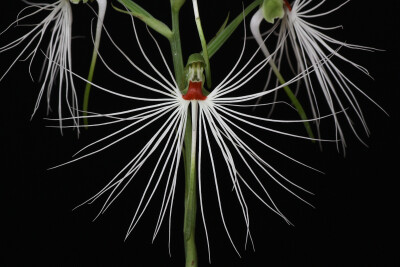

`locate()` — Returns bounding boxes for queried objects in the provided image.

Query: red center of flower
[182,81,207,100]
[283,0,292,11]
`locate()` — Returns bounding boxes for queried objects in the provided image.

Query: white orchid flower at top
[0,0,77,130]
[50,12,328,260]
[0,0,107,132]
[250,0,387,152]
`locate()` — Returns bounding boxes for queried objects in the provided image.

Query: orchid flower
[0,0,77,130]
[0,0,391,266]
[250,0,387,152]
[0,0,107,132]
[48,10,330,263]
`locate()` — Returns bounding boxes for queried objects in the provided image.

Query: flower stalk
[183,102,198,267]
[250,8,314,139]
[170,0,185,91]
[270,58,315,140]
[83,0,107,127]
[169,1,199,265]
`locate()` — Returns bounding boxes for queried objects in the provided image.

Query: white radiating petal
[0,0,78,132]
[47,3,332,259]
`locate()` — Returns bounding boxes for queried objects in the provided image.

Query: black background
[1,0,399,266]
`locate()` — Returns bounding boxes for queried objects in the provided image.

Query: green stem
[183,102,198,267]
[83,0,107,127]
[170,3,185,90]
[82,53,97,127]
[270,60,315,140]
[250,8,314,139]
[169,1,198,265]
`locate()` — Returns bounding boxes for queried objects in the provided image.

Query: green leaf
[115,0,173,39]
[207,12,230,47]
[262,0,284,24]
[206,0,262,59]
[186,53,205,66]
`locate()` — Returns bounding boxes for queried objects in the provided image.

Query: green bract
[262,0,284,24]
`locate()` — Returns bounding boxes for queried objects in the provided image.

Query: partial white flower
[51,13,323,259]
[250,0,386,152]
[0,0,78,130]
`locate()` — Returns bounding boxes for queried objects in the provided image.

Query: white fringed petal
[0,0,78,132]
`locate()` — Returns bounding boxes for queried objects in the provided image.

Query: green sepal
[205,0,262,59]
[262,0,284,24]
[186,53,205,67]
[115,0,173,40]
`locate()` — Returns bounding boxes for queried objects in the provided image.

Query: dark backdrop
[1,0,399,266]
